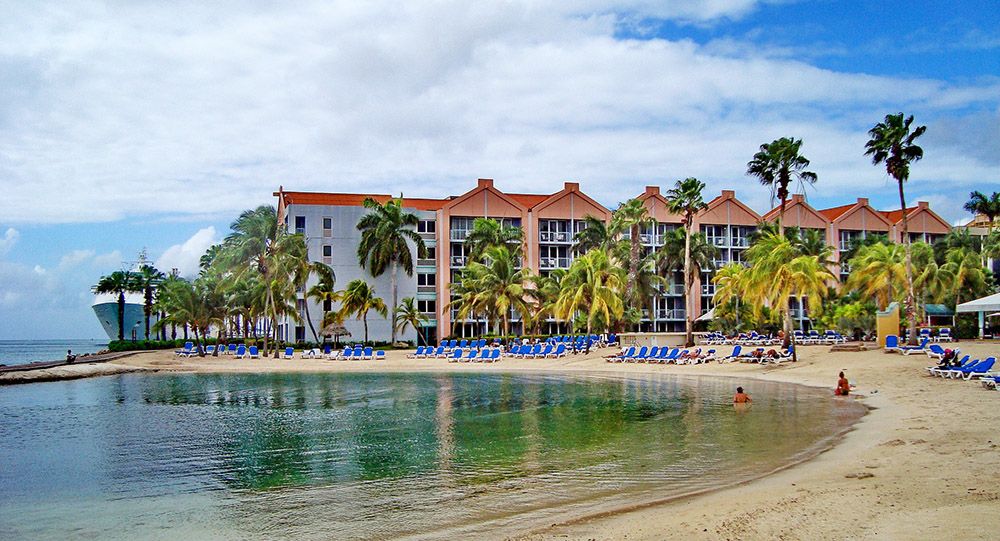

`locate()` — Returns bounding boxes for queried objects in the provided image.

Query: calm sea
[0,340,108,366]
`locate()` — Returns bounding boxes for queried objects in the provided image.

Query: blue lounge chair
[951,357,995,380]
[235,344,247,358]
[884,335,901,352]
[722,345,742,362]
[927,354,970,376]
[282,347,294,359]
[938,328,954,342]
[362,347,374,360]
[901,338,930,355]
[248,346,259,359]
[448,348,464,362]
[175,341,196,357]
[462,350,479,362]
[408,346,426,358]
[375,350,385,361]
[610,346,635,362]
[549,344,567,358]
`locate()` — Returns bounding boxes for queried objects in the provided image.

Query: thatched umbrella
[321,322,351,348]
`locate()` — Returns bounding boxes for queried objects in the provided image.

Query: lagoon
[0,372,864,540]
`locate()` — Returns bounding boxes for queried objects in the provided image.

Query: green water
[0,372,865,540]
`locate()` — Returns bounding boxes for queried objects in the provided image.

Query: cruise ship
[92,292,151,341]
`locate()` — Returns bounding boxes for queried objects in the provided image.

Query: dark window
[323,217,332,230]
[323,245,332,257]
[295,326,305,341]
[418,273,436,286]
[418,300,436,313]
[294,216,306,234]
[425,246,436,260]
[418,220,436,233]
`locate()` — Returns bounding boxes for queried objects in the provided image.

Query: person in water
[835,371,850,396]
[733,386,752,403]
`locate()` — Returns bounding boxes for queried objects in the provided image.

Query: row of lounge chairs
[701,332,780,346]
[885,336,931,354]
[925,356,996,380]
[607,346,716,364]
[509,344,568,358]
[407,346,503,361]
[718,345,794,364]
[794,330,848,344]
[447,349,502,363]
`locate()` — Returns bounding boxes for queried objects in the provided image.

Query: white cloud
[0,228,19,255]
[0,2,996,224]
[154,227,220,278]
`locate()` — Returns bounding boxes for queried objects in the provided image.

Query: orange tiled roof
[279,191,447,211]
[818,202,855,221]
[880,207,917,224]
[507,193,551,209]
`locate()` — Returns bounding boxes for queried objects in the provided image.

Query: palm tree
[356,197,426,345]
[134,265,165,340]
[338,279,387,344]
[964,191,1000,231]
[450,245,531,336]
[394,297,427,345]
[746,137,817,234]
[154,277,224,356]
[845,243,906,311]
[942,247,989,306]
[464,217,523,262]
[612,198,654,314]
[865,112,927,344]
[572,215,616,255]
[218,205,300,355]
[743,232,834,360]
[527,268,565,334]
[712,263,750,330]
[93,270,139,341]
[665,177,709,346]
[554,249,625,337]
[912,242,953,315]
[307,264,338,342]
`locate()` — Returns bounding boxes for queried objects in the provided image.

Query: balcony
[417,285,436,294]
[730,236,749,248]
[707,236,728,247]
[664,309,686,320]
[418,231,435,241]
[540,257,571,269]
[450,256,467,267]
[539,231,571,243]
[416,258,435,267]
[450,230,469,241]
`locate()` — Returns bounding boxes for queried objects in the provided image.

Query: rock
[846,472,875,479]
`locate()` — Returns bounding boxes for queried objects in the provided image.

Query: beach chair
[951,357,995,380]
[701,349,717,362]
[462,350,479,362]
[175,342,196,357]
[538,344,553,358]
[489,349,502,362]
[722,345,742,362]
[302,348,319,359]
[350,345,362,359]
[938,328,954,342]
[901,338,930,355]
[407,346,426,359]
[235,345,247,358]
[448,348,464,362]
[932,356,976,377]
[375,350,385,361]
[626,346,648,363]
[549,344,567,358]
[362,347,374,360]
[884,335,901,352]
[926,354,970,376]
[430,346,445,358]
[248,346,259,359]
[609,346,635,363]
[282,347,294,359]
[654,348,674,364]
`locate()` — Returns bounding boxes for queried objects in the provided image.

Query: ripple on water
[0,371,865,540]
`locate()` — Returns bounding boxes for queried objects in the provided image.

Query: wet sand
[13,342,1000,539]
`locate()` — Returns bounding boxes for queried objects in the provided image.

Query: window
[417,300,436,314]
[424,246,436,260]
[322,245,332,257]
[295,326,305,342]
[417,273,436,286]
[294,216,306,234]
[418,219,436,233]
[322,217,332,237]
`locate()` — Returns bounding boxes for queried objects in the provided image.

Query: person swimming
[835,371,850,396]
[733,386,752,403]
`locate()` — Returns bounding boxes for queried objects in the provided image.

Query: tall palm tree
[743,232,834,360]
[712,263,750,330]
[746,137,817,234]
[134,265,165,340]
[912,242,953,315]
[665,177,709,346]
[356,197,426,345]
[338,279,387,344]
[527,268,565,334]
[93,270,139,341]
[554,249,625,337]
[865,112,927,344]
[612,198,654,314]
[964,191,1000,231]
[464,217,523,262]
[572,215,617,255]
[844,243,906,311]
[394,297,427,346]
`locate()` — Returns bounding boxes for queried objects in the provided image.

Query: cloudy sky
[1,0,997,339]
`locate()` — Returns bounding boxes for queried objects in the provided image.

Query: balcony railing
[417,285,436,294]
[706,236,728,247]
[540,257,571,269]
[539,231,571,243]
[664,309,686,320]
[730,236,749,247]
[450,256,466,267]
[416,258,435,267]
[450,230,469,241]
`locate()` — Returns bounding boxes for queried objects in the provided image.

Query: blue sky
[0,0,997,339]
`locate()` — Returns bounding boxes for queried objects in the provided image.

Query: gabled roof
[880,207,917,224]
[700,190,761,222]
[818,202,855,221]
[275,191,446,211]
[441,178,530,214]
[508,193,550,209]
[761,194,830,227]
[532,182,612,219]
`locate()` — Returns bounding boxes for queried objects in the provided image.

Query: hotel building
[275,180,952,344]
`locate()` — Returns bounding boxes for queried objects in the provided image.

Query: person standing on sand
[733,387,751,403]
[835,371,850,396]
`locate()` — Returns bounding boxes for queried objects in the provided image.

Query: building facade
[275,181,952,343]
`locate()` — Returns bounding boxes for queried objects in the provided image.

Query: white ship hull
[92,293,158,341]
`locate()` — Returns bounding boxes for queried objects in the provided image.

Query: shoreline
[9,344,1000,539]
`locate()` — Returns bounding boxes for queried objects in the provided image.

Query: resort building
[275,181,953,344]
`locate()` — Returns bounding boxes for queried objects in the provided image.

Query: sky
[1,0,998,339]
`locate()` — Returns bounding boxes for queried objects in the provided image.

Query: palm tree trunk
[391,263,399,345]
[117,291,125,341]
[628,224,639,319]
[898,181,918,345]
[304,299,318,343]
[363,313,369,344]
[684,222,693,347]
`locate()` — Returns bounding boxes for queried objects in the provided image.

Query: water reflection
[0,372,865,541]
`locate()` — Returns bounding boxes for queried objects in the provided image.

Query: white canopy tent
[955,292,1000,338]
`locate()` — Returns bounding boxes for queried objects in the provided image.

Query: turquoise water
[0,372,865,540]
[0,339,107,366]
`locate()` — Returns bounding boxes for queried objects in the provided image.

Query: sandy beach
[13,342,999,540]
